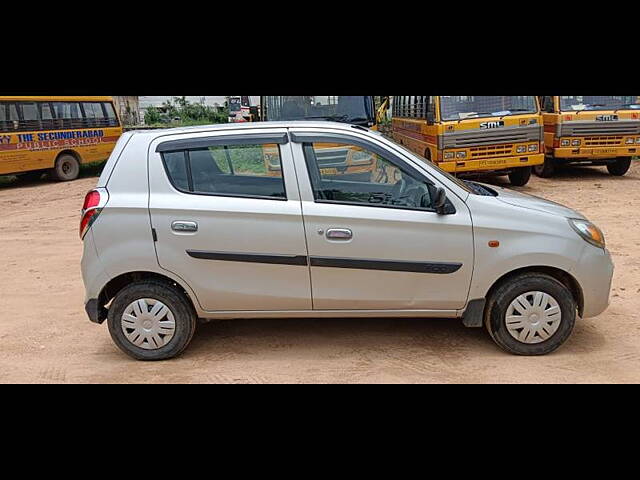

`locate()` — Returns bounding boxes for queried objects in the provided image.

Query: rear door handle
[171,221,198,233]
[326,228,352,240]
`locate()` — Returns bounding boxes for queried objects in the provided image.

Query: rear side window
[161,143,286,199]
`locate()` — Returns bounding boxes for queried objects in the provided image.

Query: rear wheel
[508,166,532,186]
[51,154,80,181]
[107,281,197,361]
[533,156,555,178]
[606,157,631,176]
[485,273,576,355]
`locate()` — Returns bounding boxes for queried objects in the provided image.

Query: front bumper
[553,145,638,159]
[437,153,544,173]
[573,246,614,319]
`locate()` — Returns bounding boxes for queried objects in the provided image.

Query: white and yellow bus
[0,96,122,181]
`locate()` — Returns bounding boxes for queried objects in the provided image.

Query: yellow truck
[537,96,639,177]
[391,96,544,186]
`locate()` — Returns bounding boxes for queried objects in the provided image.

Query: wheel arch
[484,265,584,317]
[97,271,199,320]
[55,149,83,165]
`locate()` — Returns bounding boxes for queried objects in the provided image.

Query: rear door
[290,129,474,312]
[148,128,311,312]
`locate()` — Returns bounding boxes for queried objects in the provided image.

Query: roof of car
[127,121,376,140]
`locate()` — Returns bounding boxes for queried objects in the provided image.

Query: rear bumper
[552,146,638,159]
[85,299,108,324]
[437,153,544,173]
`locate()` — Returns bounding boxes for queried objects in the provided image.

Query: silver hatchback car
[81,121,614,360]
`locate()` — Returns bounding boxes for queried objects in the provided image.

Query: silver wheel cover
[121,298,176,350]
[505,291,562,344]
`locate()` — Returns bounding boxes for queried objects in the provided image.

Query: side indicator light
[488,241,500,248]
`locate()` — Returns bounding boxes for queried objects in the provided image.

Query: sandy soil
[1,162,639,383]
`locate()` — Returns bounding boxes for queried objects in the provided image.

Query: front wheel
[508,166,532,186]
[606,157,631,176]
[107,281,197,360]
[533,157,555,178]
[51,154,80,181]
[485,273,576,355]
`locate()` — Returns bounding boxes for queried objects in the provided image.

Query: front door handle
[326,228,352,240]
[171,221,198,233]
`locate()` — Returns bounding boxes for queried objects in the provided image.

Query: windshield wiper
[303,114,349,122]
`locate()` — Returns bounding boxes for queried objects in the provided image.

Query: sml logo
[480,120,505,129]
[0,135,11,144]
[596,114,618,122]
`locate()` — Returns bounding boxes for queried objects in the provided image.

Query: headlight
[444,152,455,160]
[635,138,640,144]
[516,145,527,153]
[528,144,538,152]
[568,218,605,249]
[626,137,635,144]
[456,151,467,159]
[561,139,570,146]
[571,139,581,146]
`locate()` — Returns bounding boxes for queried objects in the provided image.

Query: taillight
[80,188,108,239]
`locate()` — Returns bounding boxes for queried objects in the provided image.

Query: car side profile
[81,121,614,360]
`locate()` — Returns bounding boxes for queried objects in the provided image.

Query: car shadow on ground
[184,315,606,359]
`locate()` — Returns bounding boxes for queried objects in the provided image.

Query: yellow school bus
[0,96,122,181]
[391,96,544,186]
[260,96,380,180]
[537,96,640,177]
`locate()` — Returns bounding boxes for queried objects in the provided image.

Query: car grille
[583,136,624,146]
[441,125,541,149]
[559,120,640,137]
[315,148,349,167]
[470,144,514,158]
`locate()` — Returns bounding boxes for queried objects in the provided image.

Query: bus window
[40,102,54,120]
[21,103,39,120]
[103,102,119,126]
[9,103,19,121]
[54,102,82,119]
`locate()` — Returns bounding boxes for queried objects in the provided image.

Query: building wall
[113,96,140,126]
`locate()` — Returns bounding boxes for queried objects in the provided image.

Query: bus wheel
[508,166,532,186]
[51,154,80,181]
[533,157,555,178]
[607,157,631,176]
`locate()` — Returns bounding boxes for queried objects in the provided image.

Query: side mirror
[426,110,436,124]
[433,186,447,214]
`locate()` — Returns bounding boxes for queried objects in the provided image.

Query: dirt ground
[1,162,639,383]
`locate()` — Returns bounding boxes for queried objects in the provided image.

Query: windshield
[263,96,374,125]
[389,140,473,194]
[229,98,241,112]
[440,96,537,121]
[560,96,640,111]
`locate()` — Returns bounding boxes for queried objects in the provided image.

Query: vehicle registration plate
[321,168,339,175]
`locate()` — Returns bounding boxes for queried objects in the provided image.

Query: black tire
[51,154,80,181]
[508,166,532,186]
[484,273,576,355]
[533,157,555,178]
[606,157,631,176]
[107,281,197,361]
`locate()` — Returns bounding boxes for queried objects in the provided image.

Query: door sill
[199,309,459,320]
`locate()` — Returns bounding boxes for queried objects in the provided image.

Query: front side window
[559,95,640,111]
[161,143,286,199]
[303,141,438,210]
[439,96,538,121]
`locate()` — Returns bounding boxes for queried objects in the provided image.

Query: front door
[148,129,311,312]
[291,130,474,311]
